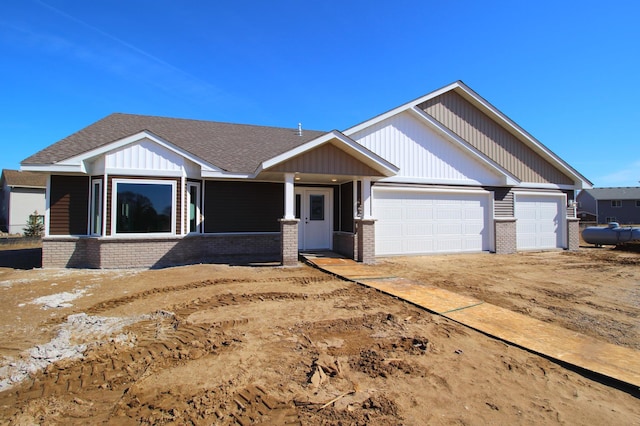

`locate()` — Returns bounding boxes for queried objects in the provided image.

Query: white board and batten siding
[373,187,492,255]
[515,193,566,250]
[349,111,503,185]
[104,138,200,176]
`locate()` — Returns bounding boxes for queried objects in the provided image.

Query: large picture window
[113,179,175,235]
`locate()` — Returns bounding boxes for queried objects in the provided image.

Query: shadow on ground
[0,248,42,269]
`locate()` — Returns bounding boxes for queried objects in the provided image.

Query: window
[611,200,622,208]
[605,217,617,223]
[90,179,102,235]
[636,200,640,208]
[113,179,175,235]
[187,182,201,233]
[310,195,324,220]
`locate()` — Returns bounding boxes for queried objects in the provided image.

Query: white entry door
[296,188,333,250]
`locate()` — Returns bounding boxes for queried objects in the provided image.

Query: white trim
[102,172,108,236]
[516,182,577,190]
[186,181,202,234]
[258,130,399,177]
[284,173,295,219]
[110,178,177,237]
[44,174,51,237]
[104,168,185,177]
[90,179,103,236]
[373,183,492,196]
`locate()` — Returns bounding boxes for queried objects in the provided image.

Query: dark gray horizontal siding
[204,181,283,233]
[489,187,514,217]
[50,175,89,235]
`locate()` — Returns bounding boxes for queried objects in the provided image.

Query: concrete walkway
[301,252,640,390]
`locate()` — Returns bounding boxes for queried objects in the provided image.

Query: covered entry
[295,187,333,250]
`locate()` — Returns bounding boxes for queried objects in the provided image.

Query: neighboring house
[0,169,46,234]
[576,187,640,224]
[21,81,592,269]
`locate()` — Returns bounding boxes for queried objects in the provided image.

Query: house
[0,169,46,235]
[576,187,640,224]
[21,81,592,269]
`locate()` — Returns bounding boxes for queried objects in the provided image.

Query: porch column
[284,173,295,219]
[567,218,580,251]
[356,218,376,264]
[361,177,372,219]
[356,177,376,264]
[280,173,299,266]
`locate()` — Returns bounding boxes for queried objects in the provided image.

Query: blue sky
[1,0,638,187]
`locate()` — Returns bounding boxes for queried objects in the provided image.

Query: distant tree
[23,210,44,237]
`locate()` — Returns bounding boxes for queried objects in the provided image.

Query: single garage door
[515,194,565,250]
[373,188,491,256]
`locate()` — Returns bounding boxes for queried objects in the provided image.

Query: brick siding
[279,219,299,266]
[42,234,280,269]
[566,218,580,251]
[356,219,376,264]
[494,218,517,254]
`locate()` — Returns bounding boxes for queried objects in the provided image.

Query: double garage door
[515,194,565,250]
[373,188,491,256]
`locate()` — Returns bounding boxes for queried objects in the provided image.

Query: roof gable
[22,113,326,174]
[264,142,384,177]
[344,81,592,189]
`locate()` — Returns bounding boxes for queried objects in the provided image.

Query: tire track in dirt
[84,276,333,315]
[0,278,361,424]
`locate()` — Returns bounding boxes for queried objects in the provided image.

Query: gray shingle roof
[22,113,328,173]
[580,187,640,200]
[1,169,47,188]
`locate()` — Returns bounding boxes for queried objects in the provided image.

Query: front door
[295,188,333,250]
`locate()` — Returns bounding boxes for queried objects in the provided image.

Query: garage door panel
[516,195,564,250]
[374,189,490,256]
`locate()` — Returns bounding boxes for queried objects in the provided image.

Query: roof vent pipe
[297,123,302,137]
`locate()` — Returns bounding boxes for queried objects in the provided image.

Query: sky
[1,0,639,188]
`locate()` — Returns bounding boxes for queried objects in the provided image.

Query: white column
[284,173,295,219]
[353,180,359,218]
[362,177,372,219]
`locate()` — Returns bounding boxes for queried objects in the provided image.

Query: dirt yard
[0,248,638,425]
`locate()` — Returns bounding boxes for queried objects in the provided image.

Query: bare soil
[0,248,638,425]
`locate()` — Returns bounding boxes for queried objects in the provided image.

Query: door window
[310,195,324,220]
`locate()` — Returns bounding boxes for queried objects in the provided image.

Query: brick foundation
[494,218,517,254]
[333,232,356,259]
[356,219,376,264]
[567,218,580,251]
[279,219,299,267]
[42,234,281,269]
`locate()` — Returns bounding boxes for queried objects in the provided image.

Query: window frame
[636,200,640,208]
[111,178,177,237]
[90,179,103,236]
[611,200,622,208]
[187,181,201,234]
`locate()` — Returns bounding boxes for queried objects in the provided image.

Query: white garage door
[373,188,491,256]
[515,194,565,250]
